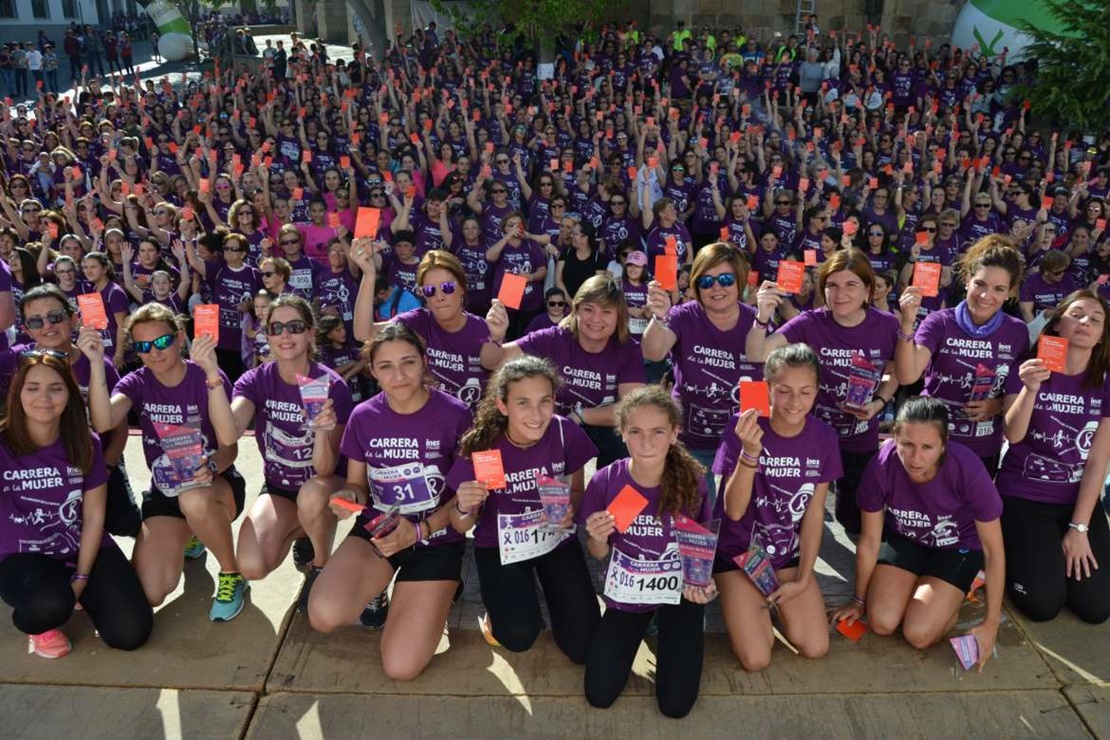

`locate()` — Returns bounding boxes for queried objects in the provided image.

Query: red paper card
[720,226,730,241]
[198,178,210,194]
[339,155,350,169]
[194,304,220,342]
[746,194,760,211]
[1037,335,1068,373]
[329,495,363,513]
[775,261,805,294]
[1041,196,1053,210]
[497,273,527,309]
[608,485,649,533]
[472,449,506,489]
[354,207,380,238]
[804,249,818,267]
[655,254,678,291]
[843,220,858,237]
[915,230,930,246]
[837,619,867,642]
[739,381,770,417]
[664,235,678,256]
[327,212,341,229]
[912,262,941,298]
[77,293,108,330]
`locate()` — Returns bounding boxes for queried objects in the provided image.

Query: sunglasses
[20,348,68,362]
[223,246,245,253]
[420,281,457,298]
[695,273,737,290]
[260,271,275,278]
[24,309,70,330]
[547,300,566,308]
[868,231,885,237]
[280,239,301,246]
[776,200,792,206]
[975,203,991,208]
[133,333,176,354]
[491,189,507,194]
[496,158,509,164]
[268,319,308,335]
[918,226,937,233]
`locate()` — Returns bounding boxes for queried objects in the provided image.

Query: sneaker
[209,572,249,622]
[359,591,389,629]
[478,613,500,647]
[297,567,322,614]
[292,537,315,572]
[183,536,206,560]
[28,629,71,659]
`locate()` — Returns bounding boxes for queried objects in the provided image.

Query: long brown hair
[460,355,561,456]
[615,386,704,519]
[1042,289,1110,388]
[956,234,1023,288]
[0,352,94,473]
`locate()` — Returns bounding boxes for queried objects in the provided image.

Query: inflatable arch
[951,0,1068,60]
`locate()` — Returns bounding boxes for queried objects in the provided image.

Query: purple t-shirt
[445,415,597,550]
[491,240,547,313]
[1020,272,1078,314]
[666,300,763,450]
[996,368,1110,505]
[233,361,354,490]
[0,258,12,352]
[91,281,130,353]
[114,361,231,476]
[0,436,109,561]
[208,263,261,351]
[778,307,899,452]
[858,440,1002,550]
[516,326,646,415]
[713,415,842,569]
[577,458,710,612]
[394,308,491,410]
[339,388,472,545]
[915,308,1029,457]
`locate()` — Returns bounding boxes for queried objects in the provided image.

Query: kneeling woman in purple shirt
[447,356,601,662]
[997,290,1110,624]
[579,386,714,719]
[0,351,152,659]
[831,398,1005,671]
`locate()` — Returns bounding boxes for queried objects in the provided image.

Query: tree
[1013,0,1110,134]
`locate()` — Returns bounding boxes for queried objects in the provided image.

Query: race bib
[628,317,648,335]
[497,509,571,565]
[369,461,437,515]
[264,423,315,485]
[603,547,682,606]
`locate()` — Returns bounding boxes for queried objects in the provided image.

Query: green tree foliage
[1013,0,1110,134]
[431,0,623,58]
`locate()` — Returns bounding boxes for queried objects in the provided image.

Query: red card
[720,226,730,241]
[608,485,649,533]
[329,495,363,513]
[339,155,351,169]
[409,132,421,145]
[837,619,867,642]
[868,177,879,189]
[912,262,942,298]
[1041,196,1053,210]
[915,230,930,246]
[664,235,678,256]
[843,220,858,237]
[655,254,678,291]
[739,381,770,417]
[194,304,220,342]
[1037,335,1069,373]
[746,194,760,211]
[302,150,312,163]
[77,293,108,330]
[355,207,381,238]
[472,449,506,489]
[198,178,210,194]
[1098,219,1108,232]
[497,273,527,310]
[775,261,805,294]
[327,212,341,229]
[804,249,818,267]
[829,194,841,211]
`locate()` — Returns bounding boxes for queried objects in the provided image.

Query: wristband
[897,329,914,343]
[71,573,89,583]
[205,376,223,389]
[754,317,771,332]
[652,312,670,327]
[739,450,759,465]
[455,502,470,516]
[851,595,866,608]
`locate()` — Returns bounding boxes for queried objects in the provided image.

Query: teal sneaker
[209,572,249,622]
[183,536,206,560]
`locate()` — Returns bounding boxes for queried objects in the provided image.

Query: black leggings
[584,599,705,718]
[1001,495,1110,624]
[106,462,141,537]
[834,448,877,533]
[474,543,600,663]
[0,546,153,649]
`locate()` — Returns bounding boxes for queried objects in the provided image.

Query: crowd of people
[1,16,1109,719]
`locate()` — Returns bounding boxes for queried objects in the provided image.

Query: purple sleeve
[113,367,143,406]
[855,446,887,513]
[618,341,647,384]
[106,286,129,314]
[914,309,945,356]
[559,416,599,472]
[0,259,12,291]
[85,440,109,491]
[820,426,845,482]
[712,414,741,476]
[445,454,476,491]
[232,366,261,404]
[964,458,1003,523]
[329,371,355,424]
[515,325,554,355]
[339,405,366,460]
[103,359,121,393]
[393,308,426,334]
[777,310,812,344]
[1003,364,1024,395]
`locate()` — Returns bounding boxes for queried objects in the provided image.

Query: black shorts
[263,483,299,503]
[878,529,983,593]
[141,467,247,522]
[712,552,800,575]
[347,515,464,583]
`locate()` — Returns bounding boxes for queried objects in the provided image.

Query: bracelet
[896,329,914,342]
[652,312,670,327]
[70,573,89,583]
[739,450,759,465]
[754,317,771,332]
[851,595,866,608]
[205,376,223,389]
[738,458,758,469]
[415,519,427,541]
[455,502,469,516]
[872,395,890,406]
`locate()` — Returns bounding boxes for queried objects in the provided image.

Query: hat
[626,250,648,266]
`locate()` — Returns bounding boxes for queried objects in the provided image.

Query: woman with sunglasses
[484,211,549,339]
[898,216,955,318]
[82,305,249,622]
[352,247,501,410]
[274,225,325,300]
[1019,250,1077,324]
[203,294,353,604]
[497,275,646,466]
[748,249,901,534]
[643,243,761,498]
[469,178,516,239]
[643,198,694,269]
[452,215,495,316]
[0,349,152,659]
[228,200,267,263]
[526,287,569,334]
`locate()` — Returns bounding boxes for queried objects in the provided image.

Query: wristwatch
[1068,521,1089,533]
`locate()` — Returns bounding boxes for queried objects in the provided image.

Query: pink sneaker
[27,629,71,659]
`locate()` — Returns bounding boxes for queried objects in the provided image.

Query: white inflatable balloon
[158,33,194,63]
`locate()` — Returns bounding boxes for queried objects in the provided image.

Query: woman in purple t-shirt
[0,350,152,659]
[447,356,601,662]
[579,387,715,718]
[831,398,1005,671]
[81,304,249,623]
[80,252,129,370]
[997,290,1110,624]
[897,236,1029,475]
[713,344,842,670]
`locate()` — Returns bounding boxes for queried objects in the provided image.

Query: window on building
[62,0,76,18]
[31,0,49,19]
[0,0,15,19]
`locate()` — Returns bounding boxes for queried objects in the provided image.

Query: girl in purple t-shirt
[80,252,129,370]
[81,303,249,623]
[447,355,601,662]
[308,324,473,681]
[831,398,1005,671]
[713,343,841,670]
[997,290,1110,625]
[579,386,715,718]
[897,237,1029,474]
[0,351,152,659]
